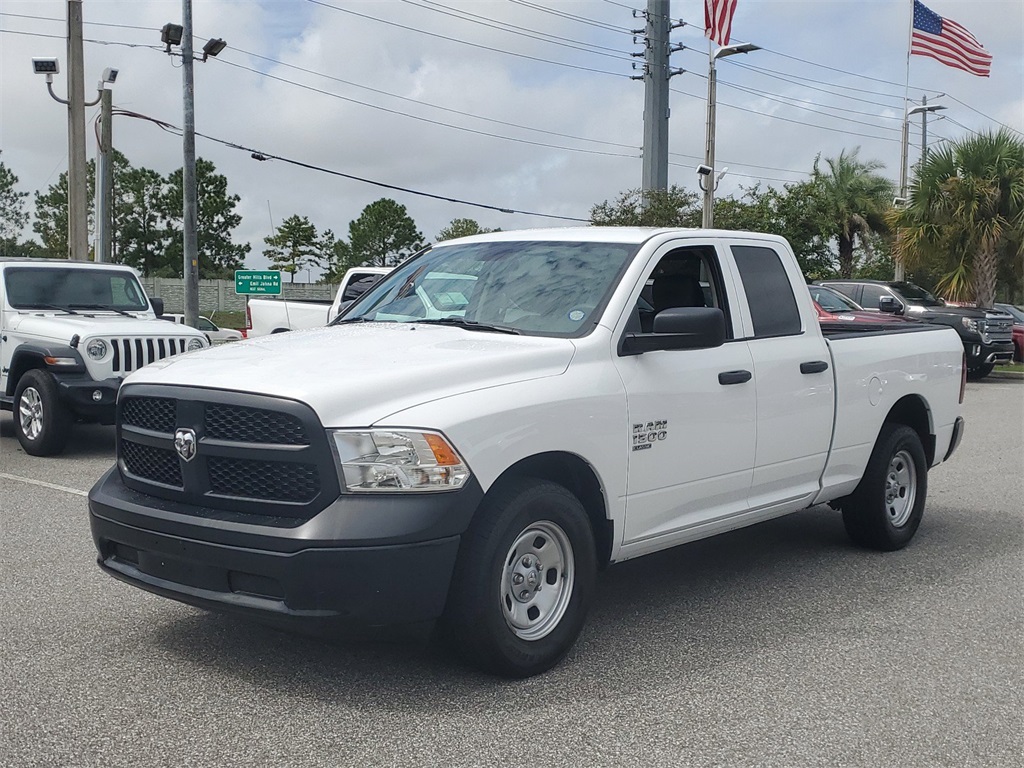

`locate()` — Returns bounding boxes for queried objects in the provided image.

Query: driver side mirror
[150,297,164,317]
[878,296,902,314]
[619,307,726,356]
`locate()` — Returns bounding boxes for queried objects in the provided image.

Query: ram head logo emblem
[174,428,197,462]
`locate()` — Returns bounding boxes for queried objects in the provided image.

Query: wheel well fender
[487,452,613,568]
[884,395,935,466]
[6,350,52,396]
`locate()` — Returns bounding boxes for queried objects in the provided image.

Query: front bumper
[89,467,483,628]
[964,339,1015,367]
[57,375,120,423]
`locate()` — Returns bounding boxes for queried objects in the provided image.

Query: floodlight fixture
[101,67,118,84]
[161,23,184,51]
[32,57,60,83]
[696,164,712,176]
[201,38,227,61]
[714,42,760,60]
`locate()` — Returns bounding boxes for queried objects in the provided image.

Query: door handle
[718,369,752,385]
[800,360,829,374]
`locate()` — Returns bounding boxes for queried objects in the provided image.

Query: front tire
[444,478,597,678]
[967,362,994,380]
[13,369,72,456]
[842,423,928,551]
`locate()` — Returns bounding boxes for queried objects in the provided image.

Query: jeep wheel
[841,423,927,551]
[444,478,596,678]
[13,369,72,456]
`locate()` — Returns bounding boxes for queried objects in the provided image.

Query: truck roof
[433,226,787,246]
[0,258,136,270]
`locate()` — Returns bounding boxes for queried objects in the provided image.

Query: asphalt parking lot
[1,376,1021,768]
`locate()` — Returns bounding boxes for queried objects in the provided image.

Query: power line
[508,0,632,35]
[304,0,631,78]
[404,0,632,58]
[215,57,639,159]
[670,84,902,144]
[222,46,639,151]
[944,95,1024,138]
[111,108,591,222]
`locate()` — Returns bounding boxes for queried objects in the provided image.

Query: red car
[994,304,1024,361]
[809,284,910,324]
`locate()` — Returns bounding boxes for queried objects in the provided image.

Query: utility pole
[702,40,718,228]
[96,86,113,263]
[181,0,200,328]
[66,0,88,260]
[640,0,670,197]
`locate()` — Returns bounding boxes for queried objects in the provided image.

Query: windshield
[5,266,149,312]
[809,285,861,312]
[995,304,1024,323]
[336,240,639,337]
[892,281,944,306]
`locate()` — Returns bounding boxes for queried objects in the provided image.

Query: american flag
[911,0,992,77]
[705,0,738,47]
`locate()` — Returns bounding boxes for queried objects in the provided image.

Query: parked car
[161,313,243,344]
[809,284,914,324]
[818,279,1015,379]
[246,267,392,336]
[89,227,965,678]
[993,303,1024,361]
[0,258,208,455]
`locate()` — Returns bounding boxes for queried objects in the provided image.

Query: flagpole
[895,0,916,282]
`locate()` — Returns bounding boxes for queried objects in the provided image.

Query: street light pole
[895,99,946,280]
[700,42,758,229]
[66,0,88,261]
[181,0,200,328]
[96,85,113,263]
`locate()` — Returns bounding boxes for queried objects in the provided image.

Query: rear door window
[731,245,801,337]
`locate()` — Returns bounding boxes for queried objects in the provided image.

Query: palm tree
[811,148,895,278]
[891,129,1024,307]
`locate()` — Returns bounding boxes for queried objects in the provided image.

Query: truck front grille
[983,317,1013,341]
[110,337,196,374]
[116,387,338,519]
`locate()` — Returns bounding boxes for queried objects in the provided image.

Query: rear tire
[13,369,72,456]
[842,423,927,551]
[443,478,597,678]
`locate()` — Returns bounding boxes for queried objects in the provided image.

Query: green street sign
[235,270,282,295]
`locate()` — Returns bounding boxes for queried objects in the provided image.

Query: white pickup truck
[1,258,208,455]
[88,228,965,677]
[245,267,390,336]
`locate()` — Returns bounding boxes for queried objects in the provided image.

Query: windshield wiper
[68,303,135,317]
[332,316,375,325]
[414,317,521,335]
[23,303,79,315]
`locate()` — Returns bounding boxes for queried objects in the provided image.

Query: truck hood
[124,322,577,426]
[6,312,204,342]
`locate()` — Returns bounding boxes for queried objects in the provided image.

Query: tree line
[1,127,1021,304]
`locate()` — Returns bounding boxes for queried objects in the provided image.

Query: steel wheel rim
[18,387,44,440]
[885,448,917,527]
[500,520,575,641]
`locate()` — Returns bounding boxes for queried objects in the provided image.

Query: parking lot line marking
[0,473,89,497]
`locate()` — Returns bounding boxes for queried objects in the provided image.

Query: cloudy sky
[1,0,1022,273]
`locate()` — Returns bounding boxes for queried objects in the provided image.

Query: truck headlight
[961,317,980,335]
[331,429,470,492]
[86,338,108,360]
[187,337,205,352]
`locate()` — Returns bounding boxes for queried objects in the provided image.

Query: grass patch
[998,362,1024,373]
[209,310,246,330]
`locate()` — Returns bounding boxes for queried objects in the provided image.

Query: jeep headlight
[85,338,108,360]
[186,337,205,352]
[331,429,470,492]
